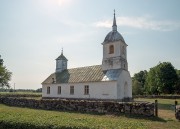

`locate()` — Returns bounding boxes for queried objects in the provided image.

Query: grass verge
[0,98,180,129]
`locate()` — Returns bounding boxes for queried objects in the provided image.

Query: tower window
[70,86,74,95]
[109,45,114,54]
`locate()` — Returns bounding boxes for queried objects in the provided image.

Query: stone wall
[0,97,154,116]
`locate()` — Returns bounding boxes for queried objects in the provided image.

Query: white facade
[42,81,117,100]
[117,70,132,99]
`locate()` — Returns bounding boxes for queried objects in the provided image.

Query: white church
[42,11,132,101]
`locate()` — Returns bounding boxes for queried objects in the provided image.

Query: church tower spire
[112,9,117,31]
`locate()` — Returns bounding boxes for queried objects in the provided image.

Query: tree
[132,80,143,95]
[0,55,12,88]
[133,70,147,88]
[36,88,42,92]
[145,67,159,94]
[145,62,178,94]
[132,70,147,95]
[175,70,180,94]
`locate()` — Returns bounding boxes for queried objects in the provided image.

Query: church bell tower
[56,49,68,73]
[102,10,128,72]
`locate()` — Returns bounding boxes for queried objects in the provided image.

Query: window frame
[57,86,61,95]
[109,45,114,54]
[84,85,89,95]
[70,86,74,95]
[47,86,50,94]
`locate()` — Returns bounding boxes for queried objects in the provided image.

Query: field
[0,97,180,129]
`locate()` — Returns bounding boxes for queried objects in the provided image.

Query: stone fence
[0,97,154,116]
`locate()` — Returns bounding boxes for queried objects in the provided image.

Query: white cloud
[94,16,180,31]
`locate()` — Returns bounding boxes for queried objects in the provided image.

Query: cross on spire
[61,48,63,55]
[112,9,117,31]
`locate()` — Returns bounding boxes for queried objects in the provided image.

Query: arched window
[109,45,114,54]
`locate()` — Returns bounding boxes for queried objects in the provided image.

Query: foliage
[132,80,143,95]
[145,66,159,94]
[36,88,42,92]
[0,56,12,88]
[145,62,178,94]
[133,70,147,88]
[132,70,147,95]
[175,70,180,94]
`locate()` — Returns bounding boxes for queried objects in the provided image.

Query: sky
[0,0,180,89]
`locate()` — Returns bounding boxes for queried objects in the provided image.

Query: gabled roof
[56,53,68,61]
[42,65,122,84]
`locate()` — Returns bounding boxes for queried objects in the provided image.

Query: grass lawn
[0,98,180,129]
[0,92,41,95]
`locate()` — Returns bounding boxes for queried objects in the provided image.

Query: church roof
[42,65,122,84]
[56,49,68,61]
[103,10,125,43]
[56,53,68,61]
[104,31,125,43]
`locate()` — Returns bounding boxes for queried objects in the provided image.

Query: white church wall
[117,70,132,99]
[42,81,117,100]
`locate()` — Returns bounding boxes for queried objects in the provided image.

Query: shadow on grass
[119,113,167,122]
[56,109,167,123]
[1,103,167,123]
[158,103,175,110]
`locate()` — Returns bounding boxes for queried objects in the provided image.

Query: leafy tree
[132,70,147,95]
[0,55,12,88]
[133,70,147,88]
[145,67,159,94]
[175,70,180,94]
[132,80,143,95]
[145,62,178,94]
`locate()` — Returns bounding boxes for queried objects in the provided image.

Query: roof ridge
[67,64,101,70]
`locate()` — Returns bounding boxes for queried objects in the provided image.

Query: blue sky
[0,0,180,89]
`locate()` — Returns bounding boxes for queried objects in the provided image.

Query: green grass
[135,98,180,121]
[0,92,41,95]
[1,98,180,129]
[0,104,148,129]
[0,92,42,99]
